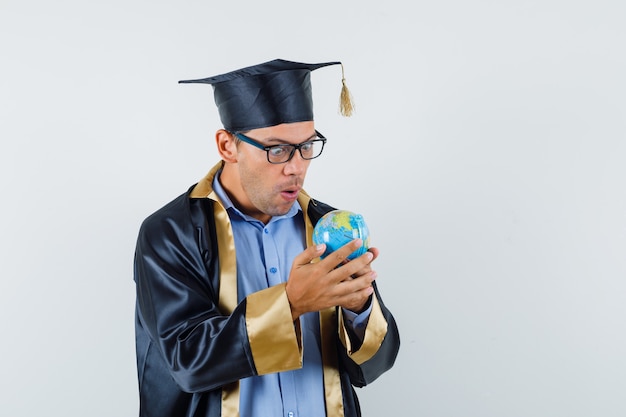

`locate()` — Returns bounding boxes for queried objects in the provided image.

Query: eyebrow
[264,132,318,145]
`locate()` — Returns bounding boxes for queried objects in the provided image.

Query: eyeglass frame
[229,130,327,164]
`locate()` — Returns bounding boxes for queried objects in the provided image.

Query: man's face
[231,121,317,223]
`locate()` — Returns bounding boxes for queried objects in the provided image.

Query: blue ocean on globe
[312,210,370,260]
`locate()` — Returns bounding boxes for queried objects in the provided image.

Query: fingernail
[316,244,325,251]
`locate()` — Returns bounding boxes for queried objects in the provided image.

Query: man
[134,59,400,417]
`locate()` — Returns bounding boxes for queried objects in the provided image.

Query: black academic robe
[134,162,400,417]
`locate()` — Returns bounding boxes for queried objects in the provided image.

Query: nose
[282,149,309,175]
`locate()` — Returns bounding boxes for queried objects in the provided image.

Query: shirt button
[269,267,278,274]
[264,228,269,234]
[288,412,294,417]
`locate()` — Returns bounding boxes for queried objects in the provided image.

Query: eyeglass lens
[267,140,324,163]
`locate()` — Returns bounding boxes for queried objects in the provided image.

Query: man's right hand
[284,239,377,321]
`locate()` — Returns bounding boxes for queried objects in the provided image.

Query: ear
[215,129,238,162]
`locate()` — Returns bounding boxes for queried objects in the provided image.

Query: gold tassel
[339,63,354,117]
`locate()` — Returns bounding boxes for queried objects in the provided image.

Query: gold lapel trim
[299,192,344,417]
[210,194,240,416]
[320,307,345,417]
[191,163,241,417]
[210,193,240,416]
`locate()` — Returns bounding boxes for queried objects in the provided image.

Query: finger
[348,248,378,277]
[350,264,375,280]
[366,247,380,262]
[293,243,326,267]
[330,252,374,283]
[321,238,364,269]
[352,247,378,267]
[335,276,375,307]
[346,270,377,288]
[343,286,375,312]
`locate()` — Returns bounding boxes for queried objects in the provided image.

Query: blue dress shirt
[212,172,370,417]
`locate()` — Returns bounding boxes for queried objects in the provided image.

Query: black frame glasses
[232,130,327,164]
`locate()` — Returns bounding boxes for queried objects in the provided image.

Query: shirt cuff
[343,302,373,341]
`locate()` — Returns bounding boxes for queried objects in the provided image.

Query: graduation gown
[134,162,400,417]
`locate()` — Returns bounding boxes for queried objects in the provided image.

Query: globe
[312,210,370,260]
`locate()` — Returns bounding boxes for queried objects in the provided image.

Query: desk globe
[312,210,370,260]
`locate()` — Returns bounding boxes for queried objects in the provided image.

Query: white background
[1,1,625,416]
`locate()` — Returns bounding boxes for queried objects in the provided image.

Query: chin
[272,203,294,217]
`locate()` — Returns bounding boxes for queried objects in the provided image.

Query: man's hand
[285,239,378,320]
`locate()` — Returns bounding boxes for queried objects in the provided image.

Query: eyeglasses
[232,130,327,164]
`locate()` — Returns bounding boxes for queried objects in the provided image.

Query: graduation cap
[179,59,354,132]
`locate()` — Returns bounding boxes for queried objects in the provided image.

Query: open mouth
[280,187,300,200]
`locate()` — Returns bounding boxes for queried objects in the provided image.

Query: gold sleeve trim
[246,283,303,375]
[339,294,388,365]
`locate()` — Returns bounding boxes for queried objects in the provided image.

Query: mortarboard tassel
[339,64,355,117]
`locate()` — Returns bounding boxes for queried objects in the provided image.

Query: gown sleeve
[134,196,302,393]
[337,283,401,388]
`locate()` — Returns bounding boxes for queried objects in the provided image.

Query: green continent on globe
[312,210,370,260]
